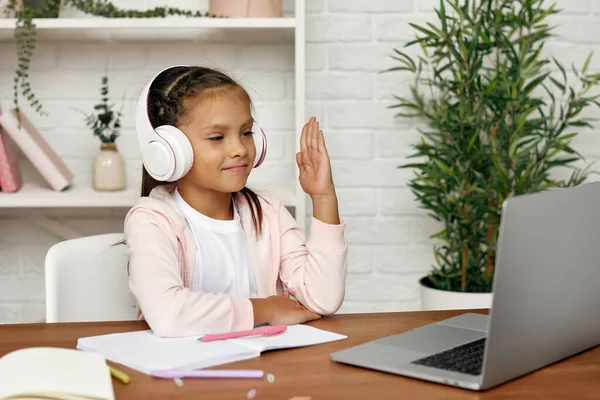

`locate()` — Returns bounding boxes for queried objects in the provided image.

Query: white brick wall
[2,0,600,322]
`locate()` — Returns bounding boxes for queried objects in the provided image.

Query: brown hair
[141,66,263,236]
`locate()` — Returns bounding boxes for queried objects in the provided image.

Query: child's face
[177,86,256,194]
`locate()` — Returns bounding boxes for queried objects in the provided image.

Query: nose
[228,135,248,159]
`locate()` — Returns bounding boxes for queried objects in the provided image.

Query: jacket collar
[143,183,275,235]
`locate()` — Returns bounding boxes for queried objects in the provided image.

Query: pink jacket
[124,184,347,337]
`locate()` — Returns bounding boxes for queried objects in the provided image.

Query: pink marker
[151,369,265,379]
[198,325,287,342]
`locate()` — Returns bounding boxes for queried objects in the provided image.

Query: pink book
[0,125,23,192]
[0,109,73,191]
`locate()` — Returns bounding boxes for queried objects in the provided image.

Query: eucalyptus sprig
[388,0,600,293]
[78,75,123,144]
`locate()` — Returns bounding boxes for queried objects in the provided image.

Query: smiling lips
[223,164,248,172]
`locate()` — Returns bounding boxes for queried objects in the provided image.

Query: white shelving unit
[0,183,140,209]
[0,181,297,209]
[0,17,297,40]
[0,17,296,30]
[0,0,307,238]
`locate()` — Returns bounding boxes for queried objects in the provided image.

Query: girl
[125,66,347,338]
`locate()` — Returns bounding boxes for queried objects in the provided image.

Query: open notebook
[77,324,347,375]
[0,347,115,400]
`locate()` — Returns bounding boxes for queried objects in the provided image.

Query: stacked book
[0,107,73,193]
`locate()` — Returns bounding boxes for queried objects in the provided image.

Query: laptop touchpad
[375,324,486,354]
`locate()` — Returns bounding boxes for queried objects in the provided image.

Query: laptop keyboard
[411,338,486,376]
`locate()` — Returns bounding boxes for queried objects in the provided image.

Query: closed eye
[243,131,254,136]
[208,136,224,141]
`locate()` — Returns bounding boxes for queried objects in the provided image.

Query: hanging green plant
[4,0,62,122]
[3,0,221,124]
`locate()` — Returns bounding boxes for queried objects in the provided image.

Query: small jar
[93,143,126,191]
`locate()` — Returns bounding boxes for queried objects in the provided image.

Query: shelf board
[0,182,139,208]
[0,17,296,41]
[0,181,296,208]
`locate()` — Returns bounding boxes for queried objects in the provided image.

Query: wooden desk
[1,309,599,399]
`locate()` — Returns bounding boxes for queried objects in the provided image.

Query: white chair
[45,233,138,323]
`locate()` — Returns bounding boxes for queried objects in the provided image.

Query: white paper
[229,324,348,352]
[77,330,258,375]
[77,325,347,376]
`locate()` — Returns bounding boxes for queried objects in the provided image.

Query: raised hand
[296,117,336,198]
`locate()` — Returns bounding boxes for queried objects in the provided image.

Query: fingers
[295,152,302,169]
[295,301,322,321]
[303,116,319,152]
[299,149,310,168]
[317,129,327,154]
[310,118,318,150]
[304,310,322,322]
[300,119,309,154]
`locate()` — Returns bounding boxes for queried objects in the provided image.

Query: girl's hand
[250,295,321,326]
[296,117,336,198]
[265,295,322,325]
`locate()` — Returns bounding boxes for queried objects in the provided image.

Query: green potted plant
[3,0,218,124]
[79,74,125,192]
[388,0,600,309]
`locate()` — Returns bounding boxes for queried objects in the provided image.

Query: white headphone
[135,65,268,182]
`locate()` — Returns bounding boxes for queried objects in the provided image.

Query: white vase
[209,0,282,17]
[419,276,493,311]
[93,143,126,192]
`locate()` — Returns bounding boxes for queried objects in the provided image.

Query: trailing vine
[4,0,220,124]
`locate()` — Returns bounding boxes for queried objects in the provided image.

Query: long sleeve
[125,209,254,337]
[276,201,348,315]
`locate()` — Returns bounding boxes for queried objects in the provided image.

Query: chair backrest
[45,233,137,323]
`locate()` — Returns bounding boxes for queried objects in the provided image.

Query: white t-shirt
[174,189,258,298]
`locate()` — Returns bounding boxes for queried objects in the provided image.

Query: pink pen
[198,325,287,342]
[151,369,265,379]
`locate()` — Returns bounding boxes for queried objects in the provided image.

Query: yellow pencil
[109,365,131,384]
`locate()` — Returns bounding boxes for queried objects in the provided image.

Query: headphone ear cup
[155,125,194,181]
[142,138,176,181]
[253,124,267,168]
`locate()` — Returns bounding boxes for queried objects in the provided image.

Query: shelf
[0,17,296,41]
[0,182,139,208]
[0,181,296,208]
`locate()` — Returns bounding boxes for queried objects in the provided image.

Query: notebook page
[229,324,347,353]
[0,347,114,400]
[77,330,258,375]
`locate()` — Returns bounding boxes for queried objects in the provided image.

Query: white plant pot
[419,276,493,311]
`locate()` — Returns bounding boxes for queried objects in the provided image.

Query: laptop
[331,182,600,390]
